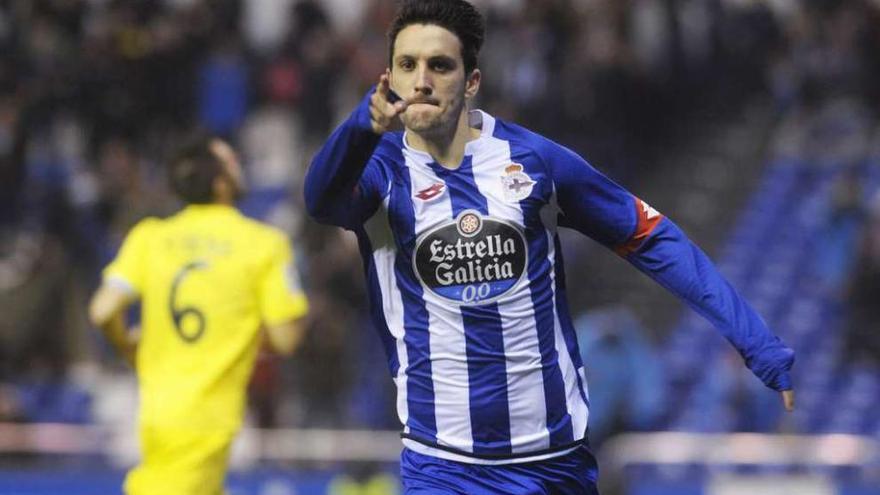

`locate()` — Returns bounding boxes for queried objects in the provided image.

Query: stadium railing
[0,422,402,463]
[599,432,880,495]
[3,423,880,494]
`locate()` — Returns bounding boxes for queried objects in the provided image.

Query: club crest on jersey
[501,163,536,202]
[413,210,528,305]
[414,182,446,202]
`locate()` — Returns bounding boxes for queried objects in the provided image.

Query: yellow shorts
[124,426,235,495]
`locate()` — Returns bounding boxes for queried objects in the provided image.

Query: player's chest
[381,157,551,305]
[386,157,549,237]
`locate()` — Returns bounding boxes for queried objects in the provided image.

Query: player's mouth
[410,98,440,107]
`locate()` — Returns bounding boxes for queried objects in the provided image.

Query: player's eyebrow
[394,53,458,65]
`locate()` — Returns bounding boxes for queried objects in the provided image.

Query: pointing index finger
[376,73,392,98]
[781,390,795,412]
[376,74,408,113]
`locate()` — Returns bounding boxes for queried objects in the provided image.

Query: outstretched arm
[304,74,407,227]
[623,218,795,410]
[544,140,795,409]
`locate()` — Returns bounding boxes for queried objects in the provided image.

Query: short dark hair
[388,0,485,74]
[168,134,222,204]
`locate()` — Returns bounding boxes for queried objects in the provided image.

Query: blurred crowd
[0,0,879,443]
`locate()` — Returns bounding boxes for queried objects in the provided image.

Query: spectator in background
[846,192,880,365]
[96,137,166,236]
[575,307,665,445]
[0,384,23,422]
[0,94,26,227]
[290,294,354,428]
[198,38,250,137]
[288,1,342,144]
[813,167,866,293]
[241,0,295,56]
[327,316,400,495]
[0,229,92,425]
[0,231,70,380]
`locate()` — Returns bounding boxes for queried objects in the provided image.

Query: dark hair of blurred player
[167,135,246,205]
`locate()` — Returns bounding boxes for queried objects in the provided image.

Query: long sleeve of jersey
[304,89,386,228]
[543,139,794,392]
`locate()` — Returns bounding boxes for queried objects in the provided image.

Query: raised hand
[369,73,408,134]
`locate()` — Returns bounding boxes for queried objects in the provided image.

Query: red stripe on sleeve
[614,196,664,256]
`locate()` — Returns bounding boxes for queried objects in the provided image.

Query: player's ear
[465,68,481,99]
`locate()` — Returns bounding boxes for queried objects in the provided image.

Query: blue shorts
[400,445,599,495]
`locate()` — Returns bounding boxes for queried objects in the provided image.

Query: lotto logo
[415,183,446,201]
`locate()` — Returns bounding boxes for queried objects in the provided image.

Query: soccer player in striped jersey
[304,1,795,493]
[89,136,309,495]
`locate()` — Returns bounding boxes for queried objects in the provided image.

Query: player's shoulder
[374,131,405,160]
[360,131,405,187]
[495,116,591,171]
[125,216,164,239]
[234,215,291,249]
[496,117,565,148]
[490,116,569,165]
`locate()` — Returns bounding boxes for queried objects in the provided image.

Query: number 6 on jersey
[169,261,209,343]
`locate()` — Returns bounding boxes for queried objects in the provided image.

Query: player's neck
[406,111,481,170]
[211,181,239,206]
[186,201,235,210]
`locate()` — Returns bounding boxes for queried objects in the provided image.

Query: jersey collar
[402,109,496,164]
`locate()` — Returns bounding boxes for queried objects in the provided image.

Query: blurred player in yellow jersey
[88,136,309,495]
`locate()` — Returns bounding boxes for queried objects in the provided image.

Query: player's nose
[413,66,433,95]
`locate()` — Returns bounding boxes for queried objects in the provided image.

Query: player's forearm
[99,312,137,367]
[89,284,138,367]
[624,218,795,391]
[265,319,306,356]
[304,90,381,226]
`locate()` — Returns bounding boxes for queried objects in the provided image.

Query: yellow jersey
[103,204,308,432]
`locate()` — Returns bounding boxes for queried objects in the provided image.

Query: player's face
[210,139,246,200]
[390,24,480,136]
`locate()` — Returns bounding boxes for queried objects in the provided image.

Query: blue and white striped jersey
[305,90,795,465]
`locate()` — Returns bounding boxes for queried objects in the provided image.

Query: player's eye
[398,58,415,71]
[431,60,454,72]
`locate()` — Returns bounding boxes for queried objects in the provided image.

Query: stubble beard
[403,95,465,141]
